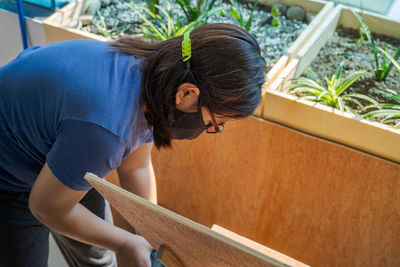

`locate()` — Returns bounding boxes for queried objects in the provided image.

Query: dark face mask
[168,103,208,140]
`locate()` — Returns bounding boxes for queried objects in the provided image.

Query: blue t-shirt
[0,40,153,192]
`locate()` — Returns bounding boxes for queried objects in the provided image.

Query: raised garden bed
[259,5,400,164]
[43,0,333,94]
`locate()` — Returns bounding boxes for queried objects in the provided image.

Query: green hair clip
[181,31,192,62]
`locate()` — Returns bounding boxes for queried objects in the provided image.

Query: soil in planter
[302,27,400,119]
[81,0,311,68]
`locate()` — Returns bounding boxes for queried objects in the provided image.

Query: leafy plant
[363,90,400,128]
[270,6,280,26]
[128,4,205,41]
[95,11,129,39]
[353,25,365,44]
[290,61,377,114]
[175,0,219,22]
[146,0,159,14]
[229,0,258,31]
[379,47,400,73]
[343,11,400,81]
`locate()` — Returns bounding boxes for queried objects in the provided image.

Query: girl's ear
[175,83,200,112]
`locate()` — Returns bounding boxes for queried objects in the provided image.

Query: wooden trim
[212,225,310,267]
[253,0,334,116]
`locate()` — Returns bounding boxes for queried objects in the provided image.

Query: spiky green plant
[379,47,400,73]
[290,61,377,114]
[175,0,219,22]
[271,6,280,26]
[95,11,129,39]
[229,0,258,31]
[343,11,400,81]
[363,89,400,128]
[146,0,159,14]
[128,4,205,41]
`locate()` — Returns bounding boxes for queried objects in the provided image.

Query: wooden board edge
[211,225,310,267]
[43,21,108,43]
[293,5,342,77]
[338,5,400,40]
[256,0,333,118]
[262,89,400,164]
[84,173,290,267]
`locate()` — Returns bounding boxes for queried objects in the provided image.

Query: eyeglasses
[206,110,224,134]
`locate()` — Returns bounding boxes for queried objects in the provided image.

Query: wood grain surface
[212,225,308,267]
[86,173,305,267]
[147,116,400,267]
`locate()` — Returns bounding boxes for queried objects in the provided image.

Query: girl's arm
[117,142,157,204]
[29,163,152,267]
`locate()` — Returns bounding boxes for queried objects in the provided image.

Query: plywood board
[148,116,400,267]
[211,225,308,267]
[85,173,307,267]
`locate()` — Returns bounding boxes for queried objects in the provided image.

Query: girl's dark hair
[110,23,266,148]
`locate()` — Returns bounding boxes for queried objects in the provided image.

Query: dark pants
[0,188,116,267]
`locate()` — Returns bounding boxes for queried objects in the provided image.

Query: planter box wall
[43,1,107,43]
[259,5,400,164]
[107,116,400,267]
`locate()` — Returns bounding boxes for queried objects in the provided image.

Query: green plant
[229,0,258,31]
[271,6,280,26]
[290,61,377,114]
[353,25,365,44]
[343,11,400,81]
[95,11,129,39]
[175,0,219,22]
[128,4,204,41]
[146,0,159,14]
[379,47,400,73]
[363,89,400,128]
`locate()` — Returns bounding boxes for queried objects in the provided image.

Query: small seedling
[290,61,377,114]
[353,26,365,44]
[146,0,159,14]
[363,89,400,128]
[229,0,258,31]
[343,10,400,81]
[95,11,129,39]
[271,7,280,26]
[175,0,219,22]
[128,4,206,41]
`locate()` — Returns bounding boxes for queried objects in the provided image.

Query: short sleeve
[46,119,126,191]
[143,128,154,143]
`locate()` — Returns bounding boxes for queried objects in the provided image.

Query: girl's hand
[116,234,153,267]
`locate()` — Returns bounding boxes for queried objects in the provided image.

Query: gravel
[80,0,311,64]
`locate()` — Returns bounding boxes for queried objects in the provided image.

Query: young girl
[0,23,265,266]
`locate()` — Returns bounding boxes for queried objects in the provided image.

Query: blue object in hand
[151,250,165,267]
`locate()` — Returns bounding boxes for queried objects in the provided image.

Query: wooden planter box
[258,5,400,164]
[42,0,332,90]
[107,116,400,266]
[43,1,107,43]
